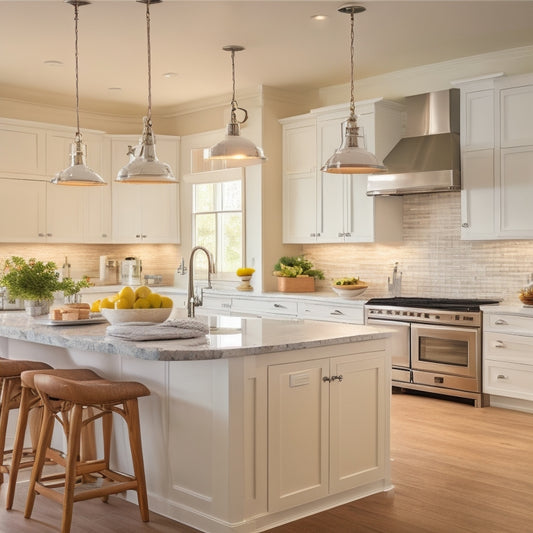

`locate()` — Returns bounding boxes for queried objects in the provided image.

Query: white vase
[24,299,51,316]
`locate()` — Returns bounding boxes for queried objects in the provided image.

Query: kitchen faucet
[187,246,215,317]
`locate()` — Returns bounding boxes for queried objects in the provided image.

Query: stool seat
[21,368,103,390]
[0,360,52,378]
[33,375,150,405]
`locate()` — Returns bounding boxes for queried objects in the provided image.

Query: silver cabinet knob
[461,222,469,228]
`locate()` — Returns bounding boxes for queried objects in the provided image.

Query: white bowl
[331,285,368,299]
[101,307,172,325]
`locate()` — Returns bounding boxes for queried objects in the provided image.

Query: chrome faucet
[187,246,215,317]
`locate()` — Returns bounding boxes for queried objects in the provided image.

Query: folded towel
[106,318,209,341]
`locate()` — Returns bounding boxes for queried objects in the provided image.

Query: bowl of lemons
[331,277,369,299]
[93,286,174,325]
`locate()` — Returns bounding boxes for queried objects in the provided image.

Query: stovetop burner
[365,297,500,312]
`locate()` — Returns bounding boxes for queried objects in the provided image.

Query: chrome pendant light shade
[52,0,106,186]
[322,4,386,174]
[205,46,266,167]
[116,0,177,184]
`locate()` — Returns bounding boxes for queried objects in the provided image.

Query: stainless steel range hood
[367,89,460,196]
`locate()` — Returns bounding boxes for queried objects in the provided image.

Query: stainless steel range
[365,297,500,407]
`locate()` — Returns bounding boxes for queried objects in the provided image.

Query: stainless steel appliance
[121,257,142,286]
[365,297,499,407]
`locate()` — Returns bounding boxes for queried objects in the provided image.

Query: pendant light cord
[73,1,81,141]
[349,10,356,122]
[145,0,153,126]
[230,49,237,124]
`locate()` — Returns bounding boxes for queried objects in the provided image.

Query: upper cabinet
[459,73,533,240]
[110,135,180,244]
[281,99,404,244]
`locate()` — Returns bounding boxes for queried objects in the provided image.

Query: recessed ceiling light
[43,60,63,67]
[311,14,327,21]
[162,72,178,79]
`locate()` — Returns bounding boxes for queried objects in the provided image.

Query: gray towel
[106,318,209,341]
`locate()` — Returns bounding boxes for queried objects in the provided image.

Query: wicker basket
[277,276,315,293]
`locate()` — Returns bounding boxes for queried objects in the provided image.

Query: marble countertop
[481,304,533,316]
[0,310,388,362]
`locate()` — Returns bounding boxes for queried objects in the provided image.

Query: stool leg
[124,399,149,522]
[6,386,32,510]
[61,403,83,533]
[24,406,54,519]
[0,378,15,483]
[100,410,113,503]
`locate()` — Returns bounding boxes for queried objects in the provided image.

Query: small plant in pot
[61,276,92,304]
[273,256,324,293]
[0,256,62,316]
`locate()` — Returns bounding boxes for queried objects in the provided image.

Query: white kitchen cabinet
[0,119,46,179]
[231,296,298,318]
[483,308,533,407]
[298,300,364,324]
[111,135,180,243]
[281,118,318,243]
[0,178,46,242]
[459,73,533,240]
[281,99,404,244]
[268,351,387,511]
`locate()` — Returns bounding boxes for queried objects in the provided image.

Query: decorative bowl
[331,284,368,299]
[101,307,172,325]
[518,293,533,306]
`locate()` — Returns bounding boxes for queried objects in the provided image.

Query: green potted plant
[273,256,324,292]
[60,276,92,303]
[0,256,62,315]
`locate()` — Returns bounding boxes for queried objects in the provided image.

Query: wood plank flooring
[1,391,532,532]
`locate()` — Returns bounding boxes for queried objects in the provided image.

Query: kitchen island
[0,311,391,533]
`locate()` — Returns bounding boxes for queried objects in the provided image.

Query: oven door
[367,318,411,382]
[411,323,480,379]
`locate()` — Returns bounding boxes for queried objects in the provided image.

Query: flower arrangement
[0,256,61,302]
[272,256,324,279]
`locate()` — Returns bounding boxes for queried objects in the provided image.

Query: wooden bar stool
[25,374,151,533]
[6,368,104,510]
[0,359,53,485]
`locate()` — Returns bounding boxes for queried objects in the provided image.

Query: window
[192,179,243,275]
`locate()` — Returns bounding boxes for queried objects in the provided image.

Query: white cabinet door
[0,121,46,178]
[460,149,496,239]
[268,358,330,511]
[329,354,386,493]
[45,183,86,242]
[499,146,533,236]
[282,121,317,243]
[0,179,46,242]
[500,84,533,148]
[111,136,179,243]
[462,89,495,151]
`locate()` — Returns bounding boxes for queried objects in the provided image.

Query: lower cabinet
[268,351,387,512]
[483,310,533,403]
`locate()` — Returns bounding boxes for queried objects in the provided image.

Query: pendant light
[321,5,386,174]
[116,0,177,184]
[51,0,106,186]
[205,45,266,167]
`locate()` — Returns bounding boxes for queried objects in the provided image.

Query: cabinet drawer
[484,332,533,364]
[201,295,232,312]
[231,298,298,317]
[298,302,364,324]
[484,361,533,401]
[484,313,533,335]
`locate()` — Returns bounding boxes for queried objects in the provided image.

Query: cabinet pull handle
[338,232,344,238]
[322,376,331,383]
[493,340,504,348]
[46,233,52,237]
[136,234,141,238]
[273,303,286,309]
[331,375,343,382]
[316,232,321,237]
[141,234,147,238]
[461,222,469,228]
[310,233,316,237]
[344,232,351,237]
[102,233,107,238]
[38,233,45,237]
[494,319,508,325]
[330,310,344,316]
[496,374,508,380]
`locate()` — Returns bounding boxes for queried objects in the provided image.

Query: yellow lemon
[119,286,135,305]
[134,286,151,300]
[90,299,101,312]
[161,296,173,309]
[147,293,162,308]
[109,293,120,303]
[133,297,150,309]
[99,297,114,310]
[114,297,132,310]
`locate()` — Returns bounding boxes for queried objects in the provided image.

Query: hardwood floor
[0,391,532,532]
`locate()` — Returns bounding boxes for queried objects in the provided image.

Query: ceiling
[2,0,533,115]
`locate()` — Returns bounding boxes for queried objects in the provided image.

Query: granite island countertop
[0,311,388,362]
